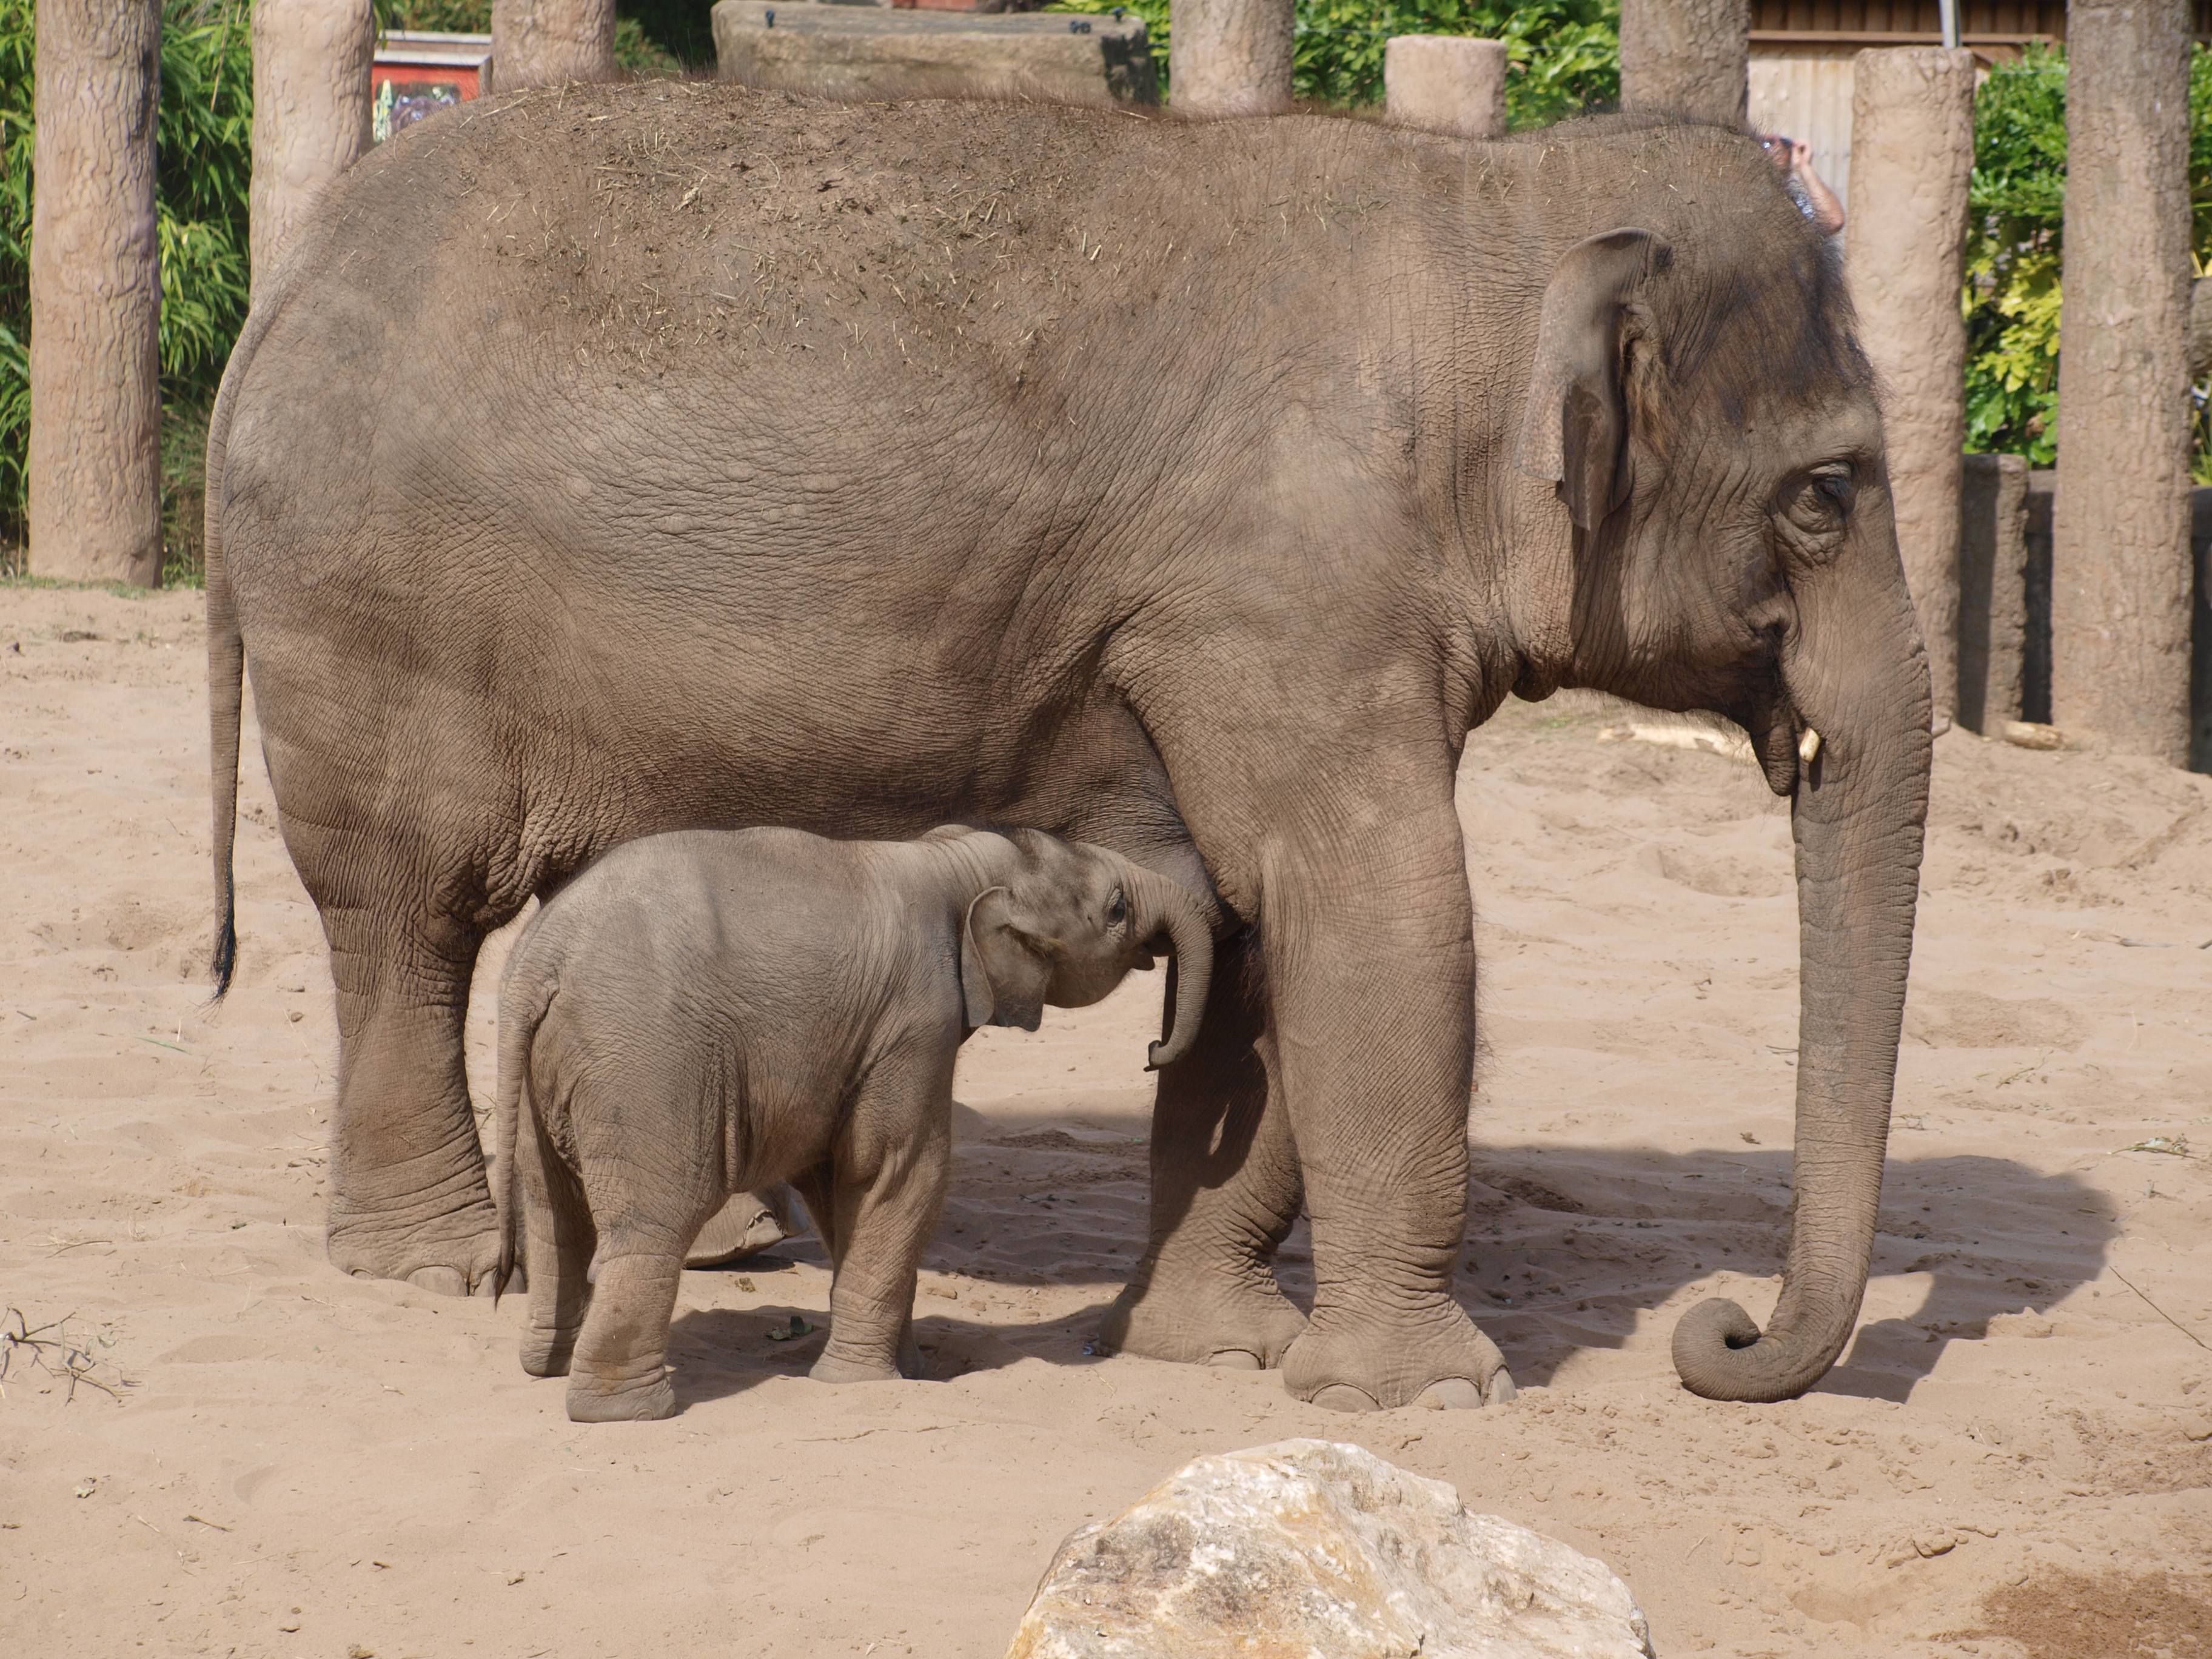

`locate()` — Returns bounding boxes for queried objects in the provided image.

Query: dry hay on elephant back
[357,76,1395,389]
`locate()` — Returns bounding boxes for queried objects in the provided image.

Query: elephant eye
[1793,469,1853,526]
[1104,889,1128,928]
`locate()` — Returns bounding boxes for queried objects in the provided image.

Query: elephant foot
[565,1369,675,1423]
[1094,1261,1308,1370]
[809,1350,905,1384]
[520,1326,579,1378]
[327,1196,504,1296]
[1285,1304,1513,1412]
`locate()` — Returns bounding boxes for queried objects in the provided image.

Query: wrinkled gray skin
[208,84,1929,1410]
[495,824,1212,1423]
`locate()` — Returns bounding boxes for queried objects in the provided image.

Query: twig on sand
[2109,1269,2211,1352]
[0,1307,126,1402]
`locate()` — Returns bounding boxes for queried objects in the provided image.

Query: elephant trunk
[1672,550,1933,1402]
[1129,867,1215,1071]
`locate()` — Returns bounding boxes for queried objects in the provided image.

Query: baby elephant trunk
[1129,868,1214,1070]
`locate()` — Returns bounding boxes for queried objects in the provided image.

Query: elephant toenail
[1205,1349,1263,1371]
[1413,1377,1485,1411]
[1483,1367,1519,1406]
[1309,1382,1380,1413]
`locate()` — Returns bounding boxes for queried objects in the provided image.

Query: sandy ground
[2,582,2210,1659]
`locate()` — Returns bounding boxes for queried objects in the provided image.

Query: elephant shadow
[657,1139,2117,1409]
[1444,1142,2121,1401]
[665,1247,1114,1409]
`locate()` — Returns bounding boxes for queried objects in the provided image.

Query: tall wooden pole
[1845,47,1977,727]
[28,0,163,586]
[1170,0,1293,117]
[2052,0,2194,762]
[1619,0,1748,127]
[251,0,375,290]
[492,0,616,92]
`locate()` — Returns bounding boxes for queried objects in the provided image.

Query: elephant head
[954,832,1215,1070]
[1513,210,1932,1401]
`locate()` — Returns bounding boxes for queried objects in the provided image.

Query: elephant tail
[204,284,291,999]
[492,958,558,1304]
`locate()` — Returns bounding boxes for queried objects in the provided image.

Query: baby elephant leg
[563,1241,687,1422]
[809,1062,953,1385]
[518,1112,594,1379]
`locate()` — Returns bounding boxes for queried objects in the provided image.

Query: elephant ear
[1514,227,1673,536]
[960,887,1050,1033]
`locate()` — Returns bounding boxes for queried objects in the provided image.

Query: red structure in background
[371,31,493,143]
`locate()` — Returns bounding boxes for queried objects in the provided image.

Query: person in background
[1760,133,1846,236]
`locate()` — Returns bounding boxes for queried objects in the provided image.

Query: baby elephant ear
[1514,227,1672,535]
[960,887,1050,1033]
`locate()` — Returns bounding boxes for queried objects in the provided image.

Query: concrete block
[712,1,1157,107]
[1384,36,1507,139]
[1957,452,2028,735]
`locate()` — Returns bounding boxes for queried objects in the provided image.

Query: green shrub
[1048,0,1617,126]
[1292,0,1617,125]
[1965,43,2212,474]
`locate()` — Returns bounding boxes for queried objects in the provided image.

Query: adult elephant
[207,82,1929,1410]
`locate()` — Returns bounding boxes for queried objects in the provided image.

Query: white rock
[1005,1439,1651,1659]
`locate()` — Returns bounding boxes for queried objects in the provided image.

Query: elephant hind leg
[1095,931,1310,1371]
[562,1244,686,1423]
[303,819,512,1293]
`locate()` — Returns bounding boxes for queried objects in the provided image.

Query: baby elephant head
[957,833,1215,1070]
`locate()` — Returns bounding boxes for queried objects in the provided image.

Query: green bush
[1293,0,1617,124]
[1965,43,2212,473]
[1048,0,1618,126]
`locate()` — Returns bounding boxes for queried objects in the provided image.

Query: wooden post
[1384,36,1507,140]
[492,0,615,92]
[1845,47,1976,728]
[1169,0,1292,117]
[2052,0,2194,762]
[1957,452,2029,736]
[28,0,163,586]
[1619,0,1747,127]
[251,0,375,289]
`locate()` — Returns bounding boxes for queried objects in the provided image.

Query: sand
[2,583,2208,1659]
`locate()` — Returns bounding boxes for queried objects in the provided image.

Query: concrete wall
[712,1,1158,107]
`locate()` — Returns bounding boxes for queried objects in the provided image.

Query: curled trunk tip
[1671,1296,1845,1403]
[1134,870,1213,1070]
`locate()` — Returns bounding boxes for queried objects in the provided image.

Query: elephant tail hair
[492,965,557,1305]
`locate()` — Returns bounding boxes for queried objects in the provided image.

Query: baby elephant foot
[565,1368,676,1423]
[520,1325,578,1378]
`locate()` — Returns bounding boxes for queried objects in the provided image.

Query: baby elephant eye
[1104,889,1128,927]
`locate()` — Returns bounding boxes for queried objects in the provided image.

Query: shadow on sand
[653,1138,2116,1410]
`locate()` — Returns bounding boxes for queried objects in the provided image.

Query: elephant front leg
[321,905,502,1295]
[1096,930,1310,1370]
[808,1063,952,1384]
[1265,806,1513,1412]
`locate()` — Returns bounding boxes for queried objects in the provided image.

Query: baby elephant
[491,824,1212,1422]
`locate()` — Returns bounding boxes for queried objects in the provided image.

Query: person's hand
[1789,138,1815,174]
